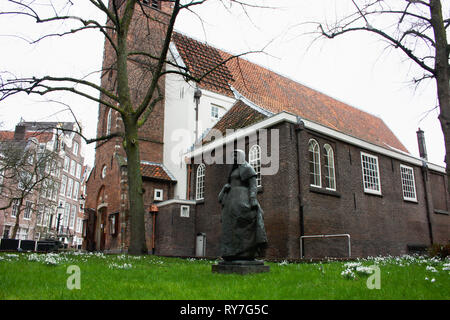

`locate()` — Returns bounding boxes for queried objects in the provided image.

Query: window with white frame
[64,156,70,172]
[211,105,219,120]
[73,181,79,200]
[154,188,163,201]
[18,170,33,191]
[70,204,76,229]
[308,139,321,187]
[60,175,67,195]
[73,141,79,156]
[361,152,382,195]
[400,165,417,201]
[66,178,73,198]
[11,199,19,217]
[76,217,83,233]
[249,144,262,187]
[24,201,32,220]
[180,205,190,218]
[69,159,76,176]
[76,163,82,179]
[324,144,336,190]
[63,203,70,227]
[196,164,205,200]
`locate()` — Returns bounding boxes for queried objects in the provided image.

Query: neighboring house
[0,121,86,248]
[84,0,449,258]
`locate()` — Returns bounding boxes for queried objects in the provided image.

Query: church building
[84,0,449,258]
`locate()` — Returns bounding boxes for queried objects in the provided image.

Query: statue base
[212,260,270,275]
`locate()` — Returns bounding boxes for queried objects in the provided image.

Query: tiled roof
[172,33,408,153]
[172,33,234,97]
[140,162,176,182]
[0,130,53,143]
[202,100,267,144]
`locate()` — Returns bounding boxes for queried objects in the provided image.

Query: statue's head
[232,149,246,165]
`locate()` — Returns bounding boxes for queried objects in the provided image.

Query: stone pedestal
[212,260,270,275]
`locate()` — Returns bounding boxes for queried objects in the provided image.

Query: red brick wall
[189,121,450,259]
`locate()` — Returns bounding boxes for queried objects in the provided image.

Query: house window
[24,201,32,220]
[324,144,336,190]
[308,139,321,187]
[11,199,20,217]
[154,188,163,201]
[196,164,205,200]
[60,175,67,195]
[63,203,70,227]
[70,204,77,229]
[76,163,82,179]
[2,226,10,239]
[180,205,190,218]
[66,178,73,198]
[249,144,262,187]
[18,170,32,191]
[109,213,119,235]
[361,152,381,195]
[64,156,70,172]
[73,141,79,156]
[70,160,76,176]
[76,217,83,233]
[400,165,417,202]
[73,181,79,200]
[106,109,112,136]
[211,105,219,120]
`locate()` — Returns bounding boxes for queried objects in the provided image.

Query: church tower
[84,0,176,252]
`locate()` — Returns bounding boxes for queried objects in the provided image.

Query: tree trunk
[430,0,450,190]
[123,118,148,255]
[11,200,23,239]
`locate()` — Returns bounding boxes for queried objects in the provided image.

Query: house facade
[0,122,86,248]
[84,0,449,258]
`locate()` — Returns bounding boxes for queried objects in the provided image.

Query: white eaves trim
[156,199,196,208]
[184,110,446,174]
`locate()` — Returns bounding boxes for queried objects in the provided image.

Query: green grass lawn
[0,252,449,300]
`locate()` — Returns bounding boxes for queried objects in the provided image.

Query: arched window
[324,144,336,190]
[106,109,112,135]
[196,164,205,200]
[308,139,321,187]
[249,144,262,187]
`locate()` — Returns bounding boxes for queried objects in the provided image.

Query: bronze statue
[218,149,268,261]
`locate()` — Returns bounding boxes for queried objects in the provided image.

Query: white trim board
[185,111,445,174]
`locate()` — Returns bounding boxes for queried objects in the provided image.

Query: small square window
[180,205,190,218]
[154,189,163,201]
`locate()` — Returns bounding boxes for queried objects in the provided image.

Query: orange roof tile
[140,162,175,182]
[0,130,53,143]
[172,33,408,153]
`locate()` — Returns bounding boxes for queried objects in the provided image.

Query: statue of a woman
[218,149,268,261]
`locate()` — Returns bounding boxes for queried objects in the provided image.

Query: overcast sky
[0,0,446,168]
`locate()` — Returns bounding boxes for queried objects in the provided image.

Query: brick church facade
[84,0,449,258]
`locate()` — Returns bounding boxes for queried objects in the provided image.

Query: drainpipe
[417,129,434,245]
[294,118,305,258]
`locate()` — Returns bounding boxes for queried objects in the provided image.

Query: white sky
[0,0,446,168]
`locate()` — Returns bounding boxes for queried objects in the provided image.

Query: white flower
[426,266,438,273]
[355,266,374,275]
[431,278,436,283]
[278,260,289,266]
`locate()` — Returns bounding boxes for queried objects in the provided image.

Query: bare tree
[0,133,60,239]
[311,0,449,187]
[0,0,266,254]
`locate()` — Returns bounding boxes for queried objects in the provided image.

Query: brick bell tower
[84,0,175,252]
